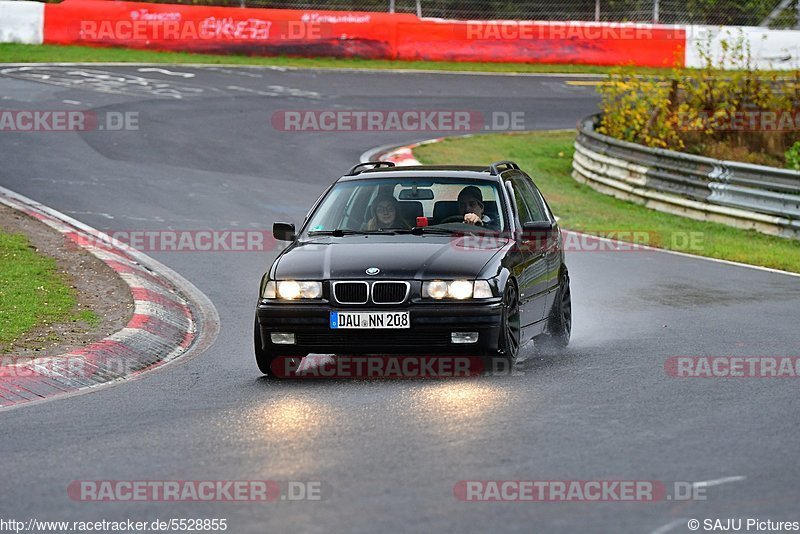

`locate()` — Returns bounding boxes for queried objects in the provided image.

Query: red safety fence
[43,0,686,67]
[395,20,685,66]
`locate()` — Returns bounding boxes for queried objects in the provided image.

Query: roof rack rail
[488,160,520,176]
[346,161,396,176]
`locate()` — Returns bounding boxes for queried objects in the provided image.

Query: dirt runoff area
[0,202,133,362]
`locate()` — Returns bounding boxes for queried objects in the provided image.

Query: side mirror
[273,222,296,241]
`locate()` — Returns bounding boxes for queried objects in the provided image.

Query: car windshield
[302,177,507,238]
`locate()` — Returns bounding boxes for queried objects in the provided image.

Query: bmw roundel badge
[366,267,380,276]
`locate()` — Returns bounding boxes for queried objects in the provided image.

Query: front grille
[333,282,368,304]
[372,282,409,304]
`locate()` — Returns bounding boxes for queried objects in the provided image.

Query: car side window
[507,179,533,224]
[513,177,548,223]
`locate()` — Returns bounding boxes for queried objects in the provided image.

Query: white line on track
[650,518,688,534]
[65,209,114,219]
[562,230,800,279]
[137,67,196,78]
[692,475,747,489]
[649,477,746,534]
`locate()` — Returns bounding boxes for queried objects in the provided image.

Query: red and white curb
[380,145,423,166]
[0,186,219,411]
[366,138,443,166]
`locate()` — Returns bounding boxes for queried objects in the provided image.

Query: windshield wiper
[307,229,394,237]
[396,226,502,236]
[308,227,476,237]
[395,227,458,235]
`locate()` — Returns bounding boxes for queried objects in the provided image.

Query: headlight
[422,280,494,300]
[448,280,473,299]
[262,281,277,299]
[473,280,493,299]
[262,280,322,300]
[423,281,449,299]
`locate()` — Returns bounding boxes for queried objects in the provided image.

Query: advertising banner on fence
[41,0,687,66]
[44,0,413,58]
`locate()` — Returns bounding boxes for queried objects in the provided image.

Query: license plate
[330,311,410,329]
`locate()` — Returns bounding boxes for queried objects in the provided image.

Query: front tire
[484,282,521,374]
[537,271,572,350]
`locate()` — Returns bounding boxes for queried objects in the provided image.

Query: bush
[597,32,800,168]
[787,141,800,170]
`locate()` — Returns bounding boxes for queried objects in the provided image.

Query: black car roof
[337,165,506,183]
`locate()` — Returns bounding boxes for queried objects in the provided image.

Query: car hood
[274,235,508,280]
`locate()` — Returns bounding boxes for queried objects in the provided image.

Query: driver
[457,186,493,227]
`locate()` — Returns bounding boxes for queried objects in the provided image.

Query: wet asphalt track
[1,65,799,533]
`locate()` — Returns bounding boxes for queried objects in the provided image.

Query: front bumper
[256,300,503,355]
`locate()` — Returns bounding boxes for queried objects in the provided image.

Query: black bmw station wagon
[255,160,571,376]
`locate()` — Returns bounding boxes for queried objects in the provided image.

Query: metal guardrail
[572,114,800,239]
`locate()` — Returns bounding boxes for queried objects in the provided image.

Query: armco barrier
[572,114,800,239]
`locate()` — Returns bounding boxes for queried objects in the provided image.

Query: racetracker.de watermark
[460,21,681,41]
[0,356,118,379]
[67,480,329,502]
[71,230,276,253]
[271,110,526,132]
[0,110,139,132]
[676,110,800,132]
[450,230,705,253]
[271,355,487,379]
[79,17,332,41]
[453,480,710,502]
[665,356,800,378]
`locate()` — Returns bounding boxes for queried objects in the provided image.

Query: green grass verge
[0,230,97,350]
[0,43,657,74]
[3,43,789,75]
[415,130,800,274]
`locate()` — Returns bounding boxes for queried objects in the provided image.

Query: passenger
[365,195,410,230]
